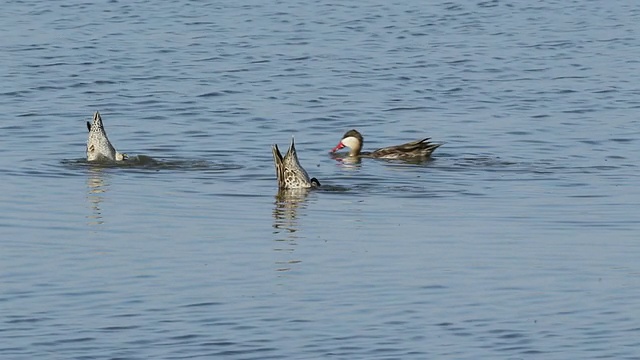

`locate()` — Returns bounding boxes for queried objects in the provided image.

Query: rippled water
[2,1,640,359]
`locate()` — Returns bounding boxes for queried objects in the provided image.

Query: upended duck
[86,111,127,162]
[272,137,320,189]
[331,129,441,160]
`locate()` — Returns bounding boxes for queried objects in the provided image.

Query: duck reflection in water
[272,189,312,233]
[272,189,313,272]
[271,137,320,272]
[86,167,110,226]
[329,152,362,167]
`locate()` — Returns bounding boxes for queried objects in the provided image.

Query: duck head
[331,129,363,157]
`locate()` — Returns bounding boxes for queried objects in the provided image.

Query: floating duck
[331,129,441,159]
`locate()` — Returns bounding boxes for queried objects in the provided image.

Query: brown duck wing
[272,144,285,187]
[405,138,442,156]
[420,140,442,156]
[372,138,441,158]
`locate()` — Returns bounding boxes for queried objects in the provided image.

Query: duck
[331,129,441,159]
[86,111,127,162]
[272,137,321,189]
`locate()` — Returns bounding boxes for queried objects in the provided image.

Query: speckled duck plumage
[86,111,126,162]
[272,137,320,189]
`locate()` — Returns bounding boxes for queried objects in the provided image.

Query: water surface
[2,1,640,359]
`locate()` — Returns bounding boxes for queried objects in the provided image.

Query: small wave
[60,156,242,172]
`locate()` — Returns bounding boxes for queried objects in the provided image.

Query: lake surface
[2,1,640,359]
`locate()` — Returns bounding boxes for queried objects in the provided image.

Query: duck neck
[348,140,362,157]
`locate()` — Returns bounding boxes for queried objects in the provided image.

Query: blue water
[2,1,640,359]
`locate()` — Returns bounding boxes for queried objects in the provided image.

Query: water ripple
[2,1,640,359]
